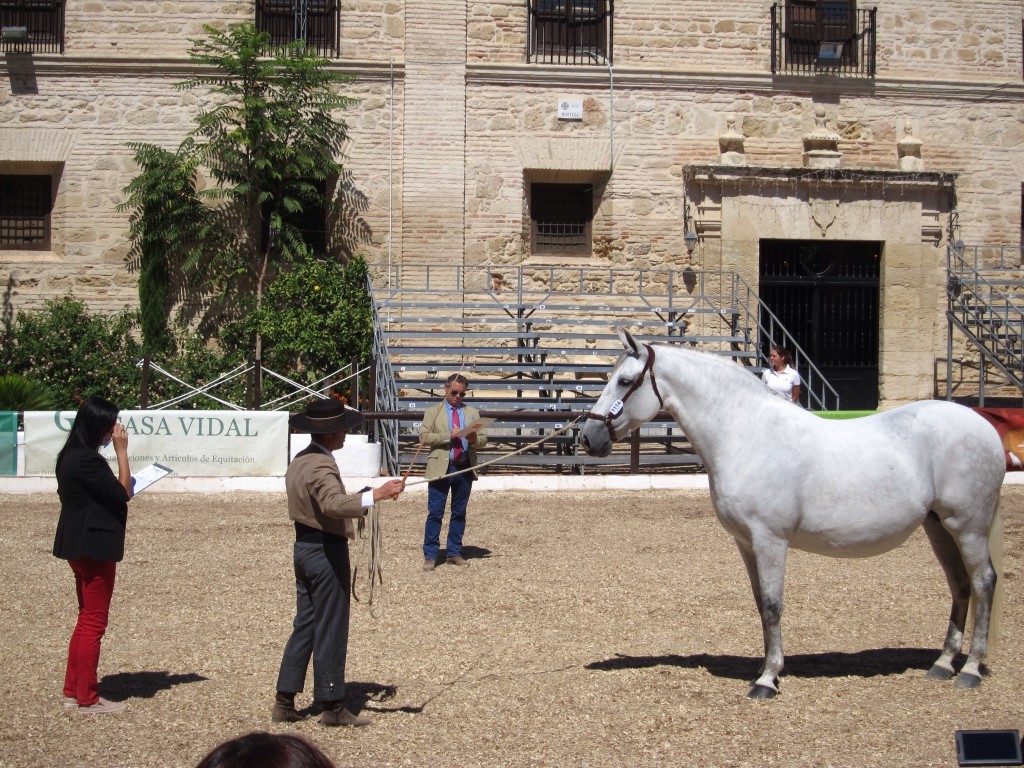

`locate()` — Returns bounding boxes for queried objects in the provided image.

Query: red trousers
[63,558,116,706]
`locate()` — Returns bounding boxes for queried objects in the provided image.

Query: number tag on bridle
[609,399,624,417]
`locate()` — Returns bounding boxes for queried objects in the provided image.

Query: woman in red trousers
[52,395,133,714]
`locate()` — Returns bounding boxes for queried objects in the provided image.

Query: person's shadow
[98,670,208,703]
[439,545,493,563]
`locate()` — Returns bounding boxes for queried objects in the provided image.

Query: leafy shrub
[1,296,143,410]
[0,373,57,411]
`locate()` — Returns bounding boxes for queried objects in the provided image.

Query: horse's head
[581,327,665,457]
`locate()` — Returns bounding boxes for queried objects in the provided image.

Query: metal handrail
[945,243,1024,403]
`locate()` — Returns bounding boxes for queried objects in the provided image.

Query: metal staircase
[946,243,1024,405]
[367,263,839,474]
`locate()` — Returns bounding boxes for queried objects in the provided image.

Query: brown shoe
[423,559,436,572]
[76,697,126,715]
[271,691,306,723]
[447,555,470,566]
[321,703,371,727]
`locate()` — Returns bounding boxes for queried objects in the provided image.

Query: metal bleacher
[367,263,837,475]
[946,243,1024,405]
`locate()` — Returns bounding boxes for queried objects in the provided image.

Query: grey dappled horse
[581,327,1005,699]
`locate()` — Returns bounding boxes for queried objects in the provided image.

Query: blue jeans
[423,466,473,561]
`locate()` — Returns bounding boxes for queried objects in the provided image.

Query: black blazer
[53,444,131,563]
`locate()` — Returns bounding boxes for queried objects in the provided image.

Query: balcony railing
[527,0,613,65]
[771,3,876,77]
[0,0,64,54]
[255,0,339,58]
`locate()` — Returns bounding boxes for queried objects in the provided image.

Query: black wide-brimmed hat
[289,398,364,434]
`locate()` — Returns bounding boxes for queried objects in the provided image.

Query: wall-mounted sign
[557,97,583,120]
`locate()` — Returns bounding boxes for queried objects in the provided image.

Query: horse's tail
[986,495,1004,657]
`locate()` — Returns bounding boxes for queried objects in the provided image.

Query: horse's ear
[616,326,640,357]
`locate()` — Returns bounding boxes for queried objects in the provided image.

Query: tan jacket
[285,443,365,538]
[419,401,488,481]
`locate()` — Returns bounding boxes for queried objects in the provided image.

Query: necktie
[451,409,464,464]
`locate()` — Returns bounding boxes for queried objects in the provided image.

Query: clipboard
[132,462,174,493]
[454,417,494,438]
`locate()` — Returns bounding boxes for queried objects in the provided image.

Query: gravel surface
[1,486,1021,767]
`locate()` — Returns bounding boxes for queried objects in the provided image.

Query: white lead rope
[353,415,585,616]
[401,415,584,487]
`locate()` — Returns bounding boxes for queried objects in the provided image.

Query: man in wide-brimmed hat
[272,399,404,728]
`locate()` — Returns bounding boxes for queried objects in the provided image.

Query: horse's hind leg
[922,510,997,687]
[921,512,970,681]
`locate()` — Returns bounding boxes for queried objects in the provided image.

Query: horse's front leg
[736,539,788,699]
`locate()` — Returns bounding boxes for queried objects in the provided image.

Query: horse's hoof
[926,664,955,681]
[954,672,982,689]
[747,684,778,700]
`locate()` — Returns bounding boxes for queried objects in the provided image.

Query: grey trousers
[275,536,351,702]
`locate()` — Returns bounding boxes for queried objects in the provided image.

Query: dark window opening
[771,1,876,77]
[0,0,65,54]
[530,183,593,254]
[255,0,339,58]
[0,174,52,250]
[527,0,613,65]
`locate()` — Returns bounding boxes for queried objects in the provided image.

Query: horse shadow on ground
[586,648,977,681]
[99,670,208,702]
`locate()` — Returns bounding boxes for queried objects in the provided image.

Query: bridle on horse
[585,343,664,441]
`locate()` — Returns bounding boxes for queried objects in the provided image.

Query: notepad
[131,463,173,493]
[454,417,494,438]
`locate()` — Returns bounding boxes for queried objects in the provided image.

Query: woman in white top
[762,344,801,404]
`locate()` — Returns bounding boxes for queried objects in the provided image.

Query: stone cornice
[684,164,958,189]
[0,55,404,81]
[2,56,1021,100]
[466,62,1024,101]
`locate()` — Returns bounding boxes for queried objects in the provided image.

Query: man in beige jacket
[419,373,488,571]
[272,399,404,727]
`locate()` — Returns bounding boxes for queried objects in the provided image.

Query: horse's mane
[653,342,772,404]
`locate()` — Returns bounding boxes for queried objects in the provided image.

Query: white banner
[24,410,289,477]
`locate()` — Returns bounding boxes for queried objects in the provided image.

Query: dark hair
[195,732,336,768]
[55,395,120,473]
[445,373,468,387]
[769,344,794,367]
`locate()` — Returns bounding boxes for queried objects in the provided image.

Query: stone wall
[1,0,1023,406]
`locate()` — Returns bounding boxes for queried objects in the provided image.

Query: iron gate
[759,239,881,409]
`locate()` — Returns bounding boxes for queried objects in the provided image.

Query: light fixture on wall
[1,26,29,42]
[684,230,699,255]
[816,41,844,67]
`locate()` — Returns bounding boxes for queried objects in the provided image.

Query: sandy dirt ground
[0,485,1022,768]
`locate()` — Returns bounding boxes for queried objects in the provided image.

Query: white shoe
[76,697,126,714]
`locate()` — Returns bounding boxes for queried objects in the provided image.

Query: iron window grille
[255,0,339,58]
[527,0,613,65]
[771,1,876,77]
[0,0,64,54]
[0,174,52,250]
[530,183,593,254]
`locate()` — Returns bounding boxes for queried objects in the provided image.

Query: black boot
[320,700,371,727]
[271,691,306,723]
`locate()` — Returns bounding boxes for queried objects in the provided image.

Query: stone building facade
[1,1,1022,406]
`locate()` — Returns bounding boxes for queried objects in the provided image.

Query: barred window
[254,0,339,58]
[0,174,52,250]
[530,183,593,255]
[0,0,65,54]
[527,0,612,65]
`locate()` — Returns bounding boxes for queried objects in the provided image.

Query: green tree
[118,141,221,356]
[226,255,373,390]
[120,23,357,402]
